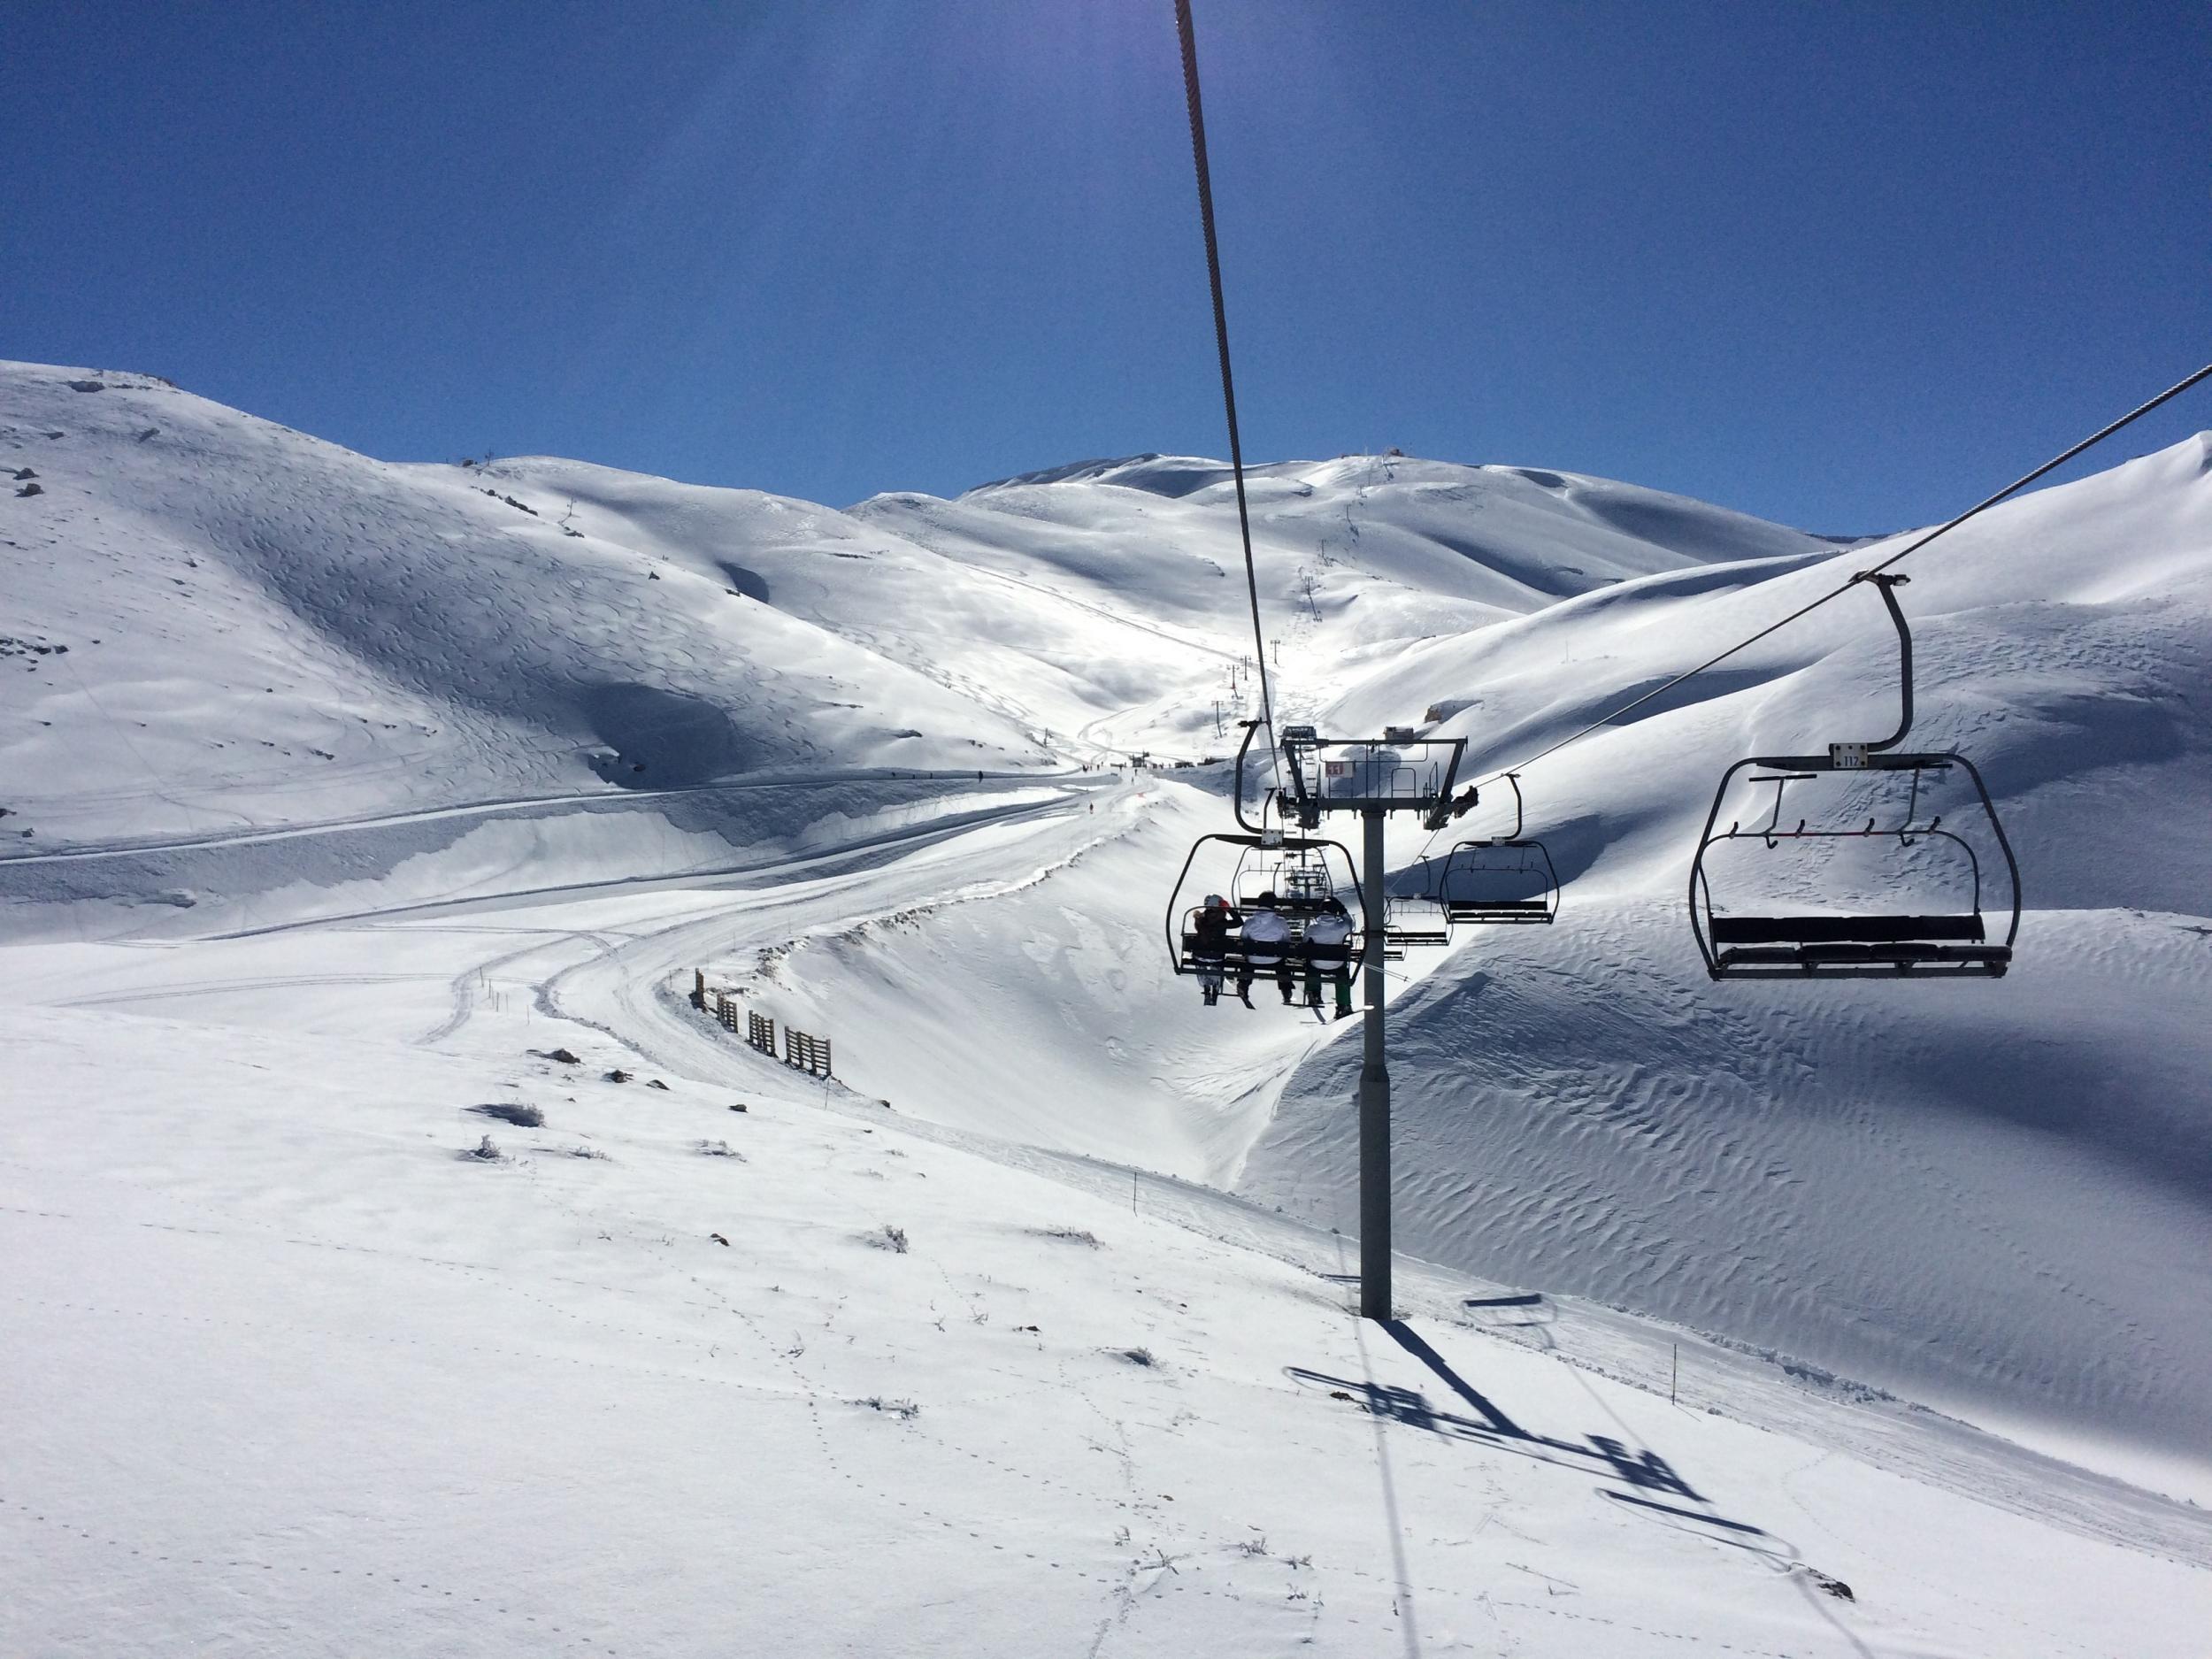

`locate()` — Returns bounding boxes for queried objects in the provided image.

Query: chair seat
[1443,898,1552,924]
[1713,942,2011,976]
[1181,933,1360,972]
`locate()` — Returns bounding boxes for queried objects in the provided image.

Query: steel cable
[1174,0,1279,774]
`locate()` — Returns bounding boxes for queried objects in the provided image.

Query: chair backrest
[1709,912,1985,945]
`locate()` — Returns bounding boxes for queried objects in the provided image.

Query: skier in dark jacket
[1192,893,1240,1006]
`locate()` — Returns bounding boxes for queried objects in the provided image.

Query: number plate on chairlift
[1829,742,1870,769]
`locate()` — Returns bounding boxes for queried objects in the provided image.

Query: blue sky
[5,1,2207,534]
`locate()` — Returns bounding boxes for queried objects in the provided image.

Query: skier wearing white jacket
[1239,893,1296,1007]
[1302,898,1355,1018]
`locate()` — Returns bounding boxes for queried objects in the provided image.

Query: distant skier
[1303,897,1355,1018]
[1239,892,1296,1006]
[1191,893,1240,1007]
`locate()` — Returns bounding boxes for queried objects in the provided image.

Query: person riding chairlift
[1303,896,1355,1019]
[1239,890,1296,1007]
[1192,893,1240,1007]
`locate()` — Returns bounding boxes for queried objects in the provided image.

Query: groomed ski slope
[4,360,2210,1652]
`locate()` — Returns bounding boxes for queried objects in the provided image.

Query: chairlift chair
[1383,892,1454,949]
[1382,855,1453,949]
[1688,573,2020,979]
[1232,841,1341,923]
[1164,718,1366,993]
[1434,775,1561,925]
[1165,831,1365,977]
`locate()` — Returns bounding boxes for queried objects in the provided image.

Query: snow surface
[4,360,2208,1653]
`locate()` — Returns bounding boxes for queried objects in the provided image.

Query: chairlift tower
[1275,722,1469,1320]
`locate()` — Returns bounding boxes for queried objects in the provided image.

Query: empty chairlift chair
[1435,774,1561,926]
[1233,843,1340,925]
[1383,863,1454,949]
[1688,573,2020,979]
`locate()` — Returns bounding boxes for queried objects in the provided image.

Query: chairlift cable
[1173,0,1279,770]
[1414,357,2212,861]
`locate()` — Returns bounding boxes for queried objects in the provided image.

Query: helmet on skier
[1205,893,1226,908]
[1256,891,1279,906]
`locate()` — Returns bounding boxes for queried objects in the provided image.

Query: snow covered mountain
[0,362,1824,853]
[5,359,2208,1654]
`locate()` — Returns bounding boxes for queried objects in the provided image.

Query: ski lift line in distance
[1233,840,1347,918]
[1173,0,1282,804]
[1404,355,2212,867]
[1689,572,2022,978]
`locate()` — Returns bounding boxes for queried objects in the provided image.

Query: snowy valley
[4,359,2209,1655]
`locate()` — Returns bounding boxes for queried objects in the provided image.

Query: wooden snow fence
[691,970,833,1079]
[782,1027,833,1079]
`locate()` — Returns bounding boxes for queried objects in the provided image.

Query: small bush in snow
[460,1134,503,1162]
[855,1396,920,1420]
[565,1144,608,1160]
[1038,1226,1101,1248]
[1117,1347,1156,1368]
[696,1139,744,1159]
[872,1225,910,1254]
[470,1102,544,1127]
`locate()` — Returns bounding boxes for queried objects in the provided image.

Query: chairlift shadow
[1284,1319,1786,1561]
[1462,1291,1555,1330]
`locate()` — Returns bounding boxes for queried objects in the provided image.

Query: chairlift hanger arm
[1858,572,1914,757]
[1231,718,1264,833]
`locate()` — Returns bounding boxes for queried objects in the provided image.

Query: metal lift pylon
[1276,724,1470,1320]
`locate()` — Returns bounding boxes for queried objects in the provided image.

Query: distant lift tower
[1276,724,1469,1320]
